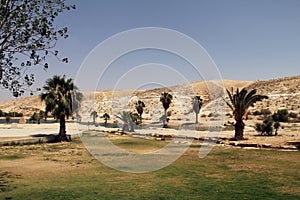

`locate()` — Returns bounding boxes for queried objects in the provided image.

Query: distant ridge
[0,75,299,117]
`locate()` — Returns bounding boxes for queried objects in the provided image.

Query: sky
[1,0,300,101]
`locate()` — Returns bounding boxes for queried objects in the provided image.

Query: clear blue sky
[1,0,300,101]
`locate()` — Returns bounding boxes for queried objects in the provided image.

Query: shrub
[263,117,274,135]
[29,111,44,124]
[255,123,265,133]
[272,109,289,122]
[208,113,220,117]
[167,110,172,117]
[3,112,23,117]
[289,112,298,118]
[273,121,280,135]
[29,112,38,123]
[261,109,272,116]
[255,116,280,136]
[15,112,23,117]
[38,110,45,120]
[5,115,11,123]
[252,110,261,116]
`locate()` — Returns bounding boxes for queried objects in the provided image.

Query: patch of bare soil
[0,140,98,181]
[0,140,98,195]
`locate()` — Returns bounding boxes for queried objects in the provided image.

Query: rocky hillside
[0,96,45,116]
[0,75,299,122]
[245,75,300,113]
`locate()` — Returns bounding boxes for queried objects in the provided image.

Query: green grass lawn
[0,135,299,200]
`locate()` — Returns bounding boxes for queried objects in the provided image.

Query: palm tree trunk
[234,119,245,140]
[139,113,142,123]
[122,123,129,132]
[195,113,199,124]
[129,122,134,132]
[163,109,167,128]
[58,112,70,142]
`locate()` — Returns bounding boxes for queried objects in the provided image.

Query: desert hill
[0,75,299,122]
[245,75,300,113]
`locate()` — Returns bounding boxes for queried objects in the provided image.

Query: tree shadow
[286,141,300,150]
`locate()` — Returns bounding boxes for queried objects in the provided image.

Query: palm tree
[192,96,203,124]
[40,75,79,142]
[90,111,98,125]
[135,100,145,123]
[102,113,110,125]
[225,88,268,140]
[116,111,132,132]
[160,92,173,128]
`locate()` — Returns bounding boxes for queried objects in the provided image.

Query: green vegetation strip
[0,137,299,200]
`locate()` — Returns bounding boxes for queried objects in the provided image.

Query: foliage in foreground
[0,0,75,97]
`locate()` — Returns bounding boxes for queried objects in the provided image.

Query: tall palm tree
[90,111,98,125]
[102,113,110,125]
[160,92,173,128]
[40,75,79,142]
[135,100,145,123]
[225,88,268,140]
[192,96,203,124]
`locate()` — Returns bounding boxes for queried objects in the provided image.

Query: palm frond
[225,87,268,120]
[40,75,80,119]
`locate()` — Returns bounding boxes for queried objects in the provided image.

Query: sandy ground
[0,121,299,149]
[0,122,80,137]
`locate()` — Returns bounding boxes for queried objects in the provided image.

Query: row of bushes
[255,109,294,136]
[252,109,298,121]
[0,110,23,117]
[28,111,45,124]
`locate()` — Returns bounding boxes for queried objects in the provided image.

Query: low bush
[255,117,280,136]
[261,109,272,116]
[289,112,298,118]
[272,109,289,122]
[252,110,261,116]
[1,111,23,117]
